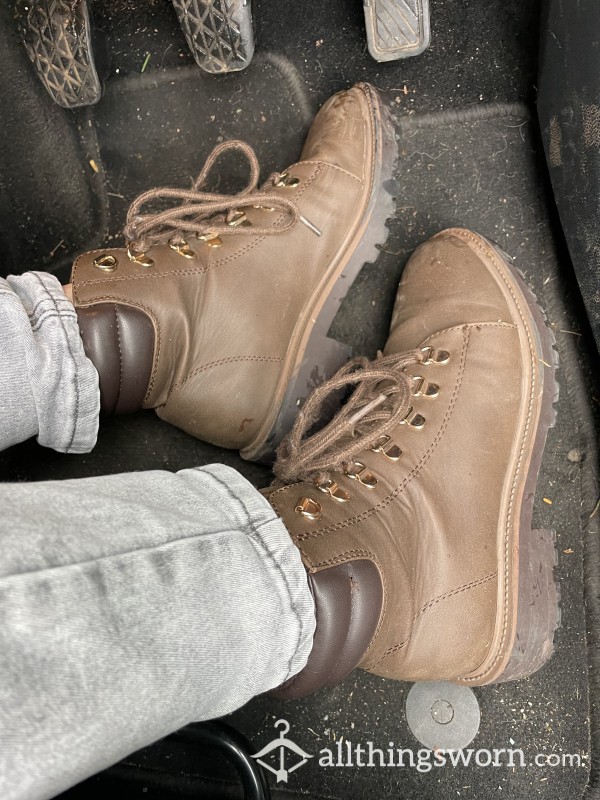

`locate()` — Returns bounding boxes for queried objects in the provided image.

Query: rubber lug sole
[172,0,254,74]
[16,0,102,109]
[479,240,560,684]
[364,0,431,61]
[241,89,399,464]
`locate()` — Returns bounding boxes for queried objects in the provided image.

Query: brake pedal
[364,0,431,61]
[172,0,255,74]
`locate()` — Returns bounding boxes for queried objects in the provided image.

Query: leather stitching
[368,570,498,671]
[364,83,376,201]
[412,570,498,622]
[420,321,515,341]
[114,305,123,411]
[300,160,364,183]
[163,355,284,402]
[304,547,377,571]
[375,639,410,659]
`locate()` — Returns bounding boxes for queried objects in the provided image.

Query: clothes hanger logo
[252,718,313,783]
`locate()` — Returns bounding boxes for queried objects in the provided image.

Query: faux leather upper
[71,83,380,451]
[76,303,154,414]
[269,229,540,685]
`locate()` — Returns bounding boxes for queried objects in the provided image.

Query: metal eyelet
[412,376,440,398]
[127,246,154,268]
[295,497,322,520]
[169,240,196,259]
[371,434,402,461]
[314,478,350,503]
[421,346,450,365]
[93,254,117,272]
[274,172,301,188]
[197,233,223,248]
[227,210,252,228]
[400,406,427,429]
[344,462,378,488]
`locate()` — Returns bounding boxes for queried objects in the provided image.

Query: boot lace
[274,349,425,483]
[124,140,301,255]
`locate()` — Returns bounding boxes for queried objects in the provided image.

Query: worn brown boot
[266,228,559,698]
[70,83,397,461]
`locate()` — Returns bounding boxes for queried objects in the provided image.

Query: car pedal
[172,0,255,74]
[364,0,431,61]
[15,0,102,109]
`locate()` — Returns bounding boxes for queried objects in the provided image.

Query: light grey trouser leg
[0,463,315,800]
[0,272,99,453]
[0,273,315,798]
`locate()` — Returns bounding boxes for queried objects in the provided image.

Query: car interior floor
[1,1,599,798]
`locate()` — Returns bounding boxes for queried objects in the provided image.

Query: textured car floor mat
[38,101,593,799]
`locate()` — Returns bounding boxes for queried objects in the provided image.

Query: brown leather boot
[70,83,397,461]
[266,228,560,698]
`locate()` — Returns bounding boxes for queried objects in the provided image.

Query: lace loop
[274,350,425,483]
[124,140,300,255]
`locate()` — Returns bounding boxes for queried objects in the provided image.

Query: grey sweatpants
[0,273,315,800]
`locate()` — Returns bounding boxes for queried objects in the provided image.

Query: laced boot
[70,83,397,460]
[266,228,560,698]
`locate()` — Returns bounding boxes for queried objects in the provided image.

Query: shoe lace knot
[274,349,425,483]
[124,140,301,255]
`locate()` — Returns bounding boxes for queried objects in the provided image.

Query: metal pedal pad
[364,0,431,61]
[15,0,102,109]
[172,0,255,74]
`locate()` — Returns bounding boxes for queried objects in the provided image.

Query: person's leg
[0,272,99,453]
[0,463,315,800]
